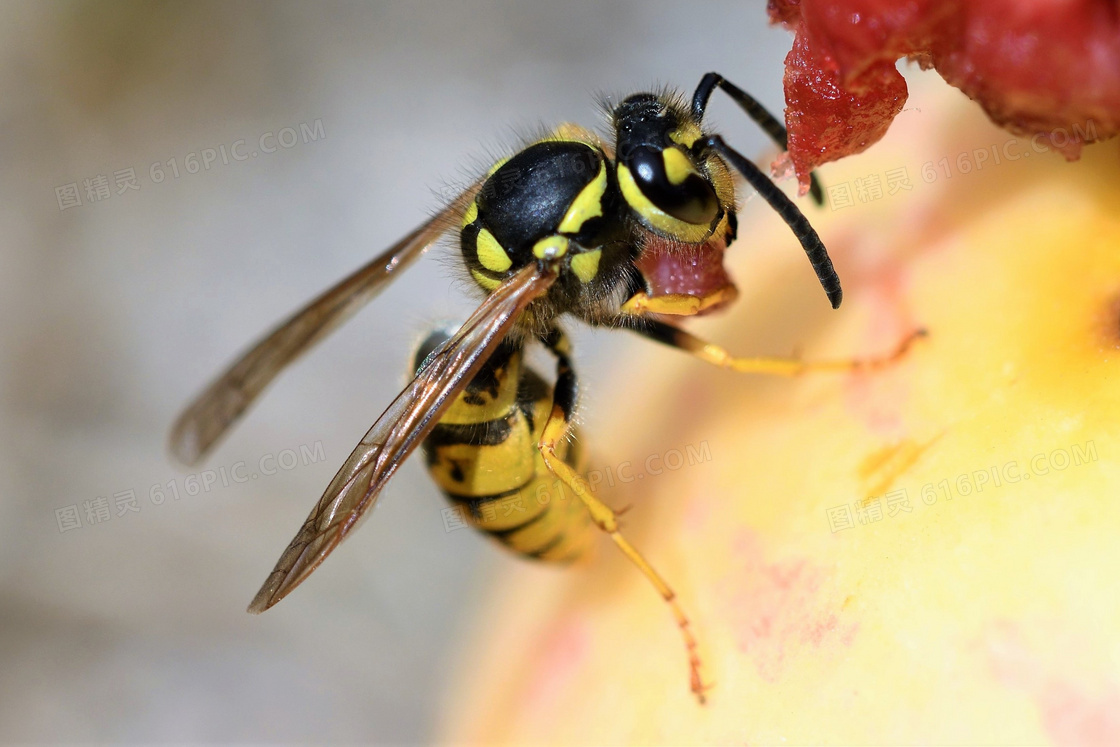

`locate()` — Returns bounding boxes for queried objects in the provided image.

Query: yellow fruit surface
[438,82,1120,745]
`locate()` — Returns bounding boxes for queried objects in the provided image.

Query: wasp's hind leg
[535,329,708,704]
[627,317,927,377]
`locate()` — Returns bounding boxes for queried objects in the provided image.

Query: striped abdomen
[416,334,592,562]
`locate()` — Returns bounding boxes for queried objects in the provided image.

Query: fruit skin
[437,84,1120,745]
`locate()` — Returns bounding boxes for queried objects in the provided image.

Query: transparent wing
[247,263,557,613]
[169,184,480,466]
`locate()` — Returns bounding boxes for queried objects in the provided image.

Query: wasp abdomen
[416,332,592,562]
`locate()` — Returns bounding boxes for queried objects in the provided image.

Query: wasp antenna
[698,134,841,308]
[692,72,824,207]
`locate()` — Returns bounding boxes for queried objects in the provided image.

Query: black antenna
[696,134,841,309]
[692,72,823,205]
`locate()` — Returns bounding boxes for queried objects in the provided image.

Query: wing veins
[169,183,481,465]
[247,263,557,613]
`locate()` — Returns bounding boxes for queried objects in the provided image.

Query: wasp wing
[169,184,481,466]
[247,263,557,613]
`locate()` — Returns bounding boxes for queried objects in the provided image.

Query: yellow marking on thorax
[461,200,478,227]
[532,235,569,260]
[570,248,601,283]
[557,160,607,234]
[476,228,512,272]
[470,268,502,291]
[487,156,510,177]
[538,122,603,148]
[617,163,712,243]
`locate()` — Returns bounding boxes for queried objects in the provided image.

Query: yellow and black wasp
[170,73,918,703]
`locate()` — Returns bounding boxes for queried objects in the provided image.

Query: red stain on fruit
[984,621,1120,746]
[682,487,713,534]
[524,615,590,712]
[768,0,1120,188]
[725,530,858,682]
[837,235,923,435]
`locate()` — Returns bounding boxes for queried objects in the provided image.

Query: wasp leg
[625,317,927,376]
[691,71,824,205]
[536,329,708,704]
[620,286,738,317]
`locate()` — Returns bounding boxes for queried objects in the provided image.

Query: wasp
[170,72,919,703]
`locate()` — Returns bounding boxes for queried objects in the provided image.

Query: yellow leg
[537,404,708,704]
[632,318,927,377]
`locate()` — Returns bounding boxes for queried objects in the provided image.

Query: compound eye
[626,145,719,225]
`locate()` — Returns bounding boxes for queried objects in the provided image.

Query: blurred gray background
[0,1,793,742]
